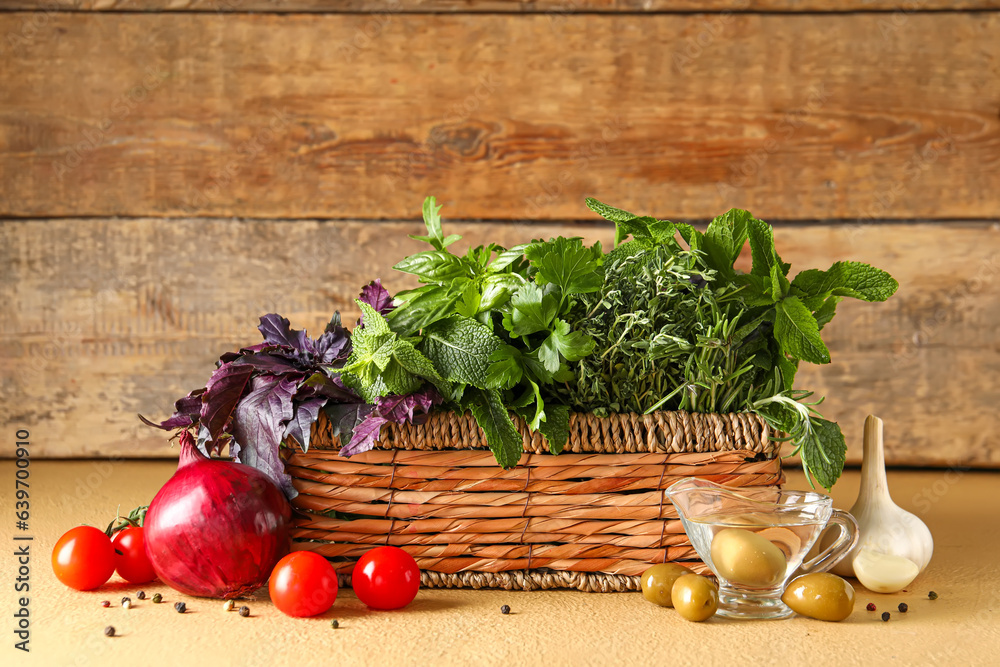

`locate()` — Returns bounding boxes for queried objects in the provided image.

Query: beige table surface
[2,461,997,667]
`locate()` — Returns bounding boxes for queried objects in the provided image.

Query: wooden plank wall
[1,3,998,467]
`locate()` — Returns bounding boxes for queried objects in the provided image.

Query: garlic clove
[853,548,920,593]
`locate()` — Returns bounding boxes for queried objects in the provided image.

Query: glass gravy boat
[666,478,858,620]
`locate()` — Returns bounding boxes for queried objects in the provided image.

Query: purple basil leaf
[283,397,327,452]
[258,314,312,354]
[341,413,389,457]
[375,387,442,423]
[314,327,351,364]
[138,388,205,430]
[360,279,395,316]
[232,375,298,498]
[199,362,254,452]
[323,402,374,453]
[231,353,303,375]
[300,372,359,403]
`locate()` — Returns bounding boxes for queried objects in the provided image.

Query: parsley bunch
[338,198,604,468]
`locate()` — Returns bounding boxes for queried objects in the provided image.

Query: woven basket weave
[286,409,783,592]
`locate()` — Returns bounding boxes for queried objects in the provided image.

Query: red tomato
[269,551,338,617]
[352,546,420,610]
[52,526,116,591]
[112,526,157,584]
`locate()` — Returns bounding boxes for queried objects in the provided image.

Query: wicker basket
[286,409,783,592]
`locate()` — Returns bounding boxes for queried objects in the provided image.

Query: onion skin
[144,431,292,599]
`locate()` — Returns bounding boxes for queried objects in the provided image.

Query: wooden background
[1,2,998,468]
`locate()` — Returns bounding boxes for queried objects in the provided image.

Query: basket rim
[307,407,779,457]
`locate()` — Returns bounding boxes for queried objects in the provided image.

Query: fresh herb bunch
[338,197,603,468]
[142,281,441,497]
[570,199,898,489]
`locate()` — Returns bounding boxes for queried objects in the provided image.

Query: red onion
[144,431,291,599]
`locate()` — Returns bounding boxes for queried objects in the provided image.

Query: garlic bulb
[830,415,933,589]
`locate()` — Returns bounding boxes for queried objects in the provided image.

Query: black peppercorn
[501,605,511,615]
[238,606,250,617]
[928,591,938,600]
[101,601,110,608]
[881,611,890,622]
[152,593,162,604]
[866,603,876,611]
[104,626,115,637]
[898,603,908,613]
[136,591,146,600]
[174,601,186,613]
[331,620,340,629]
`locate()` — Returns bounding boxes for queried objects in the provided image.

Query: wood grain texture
[4,0,1000,12]
[2,218,997,468]
[1,13,998,221]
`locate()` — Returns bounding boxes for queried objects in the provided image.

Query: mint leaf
[525,237,603,295]
[537,403,570,455]
[813,295,842,330]
[792,261,899,302]
[774,296,831,364]
[468,388,523,469]
[486,345,524,389]
[704,208,751,277]
[747,217,776,277]
[409,196,461,251]
[770,263,790,301]
[734,274,778,307]
[392,250,468,283]
[801,418,847,490]
[356,301,391,337]
[421,316,502,388]
[585,197,637,223]
[392,339,444,384]
[506,283,558,336]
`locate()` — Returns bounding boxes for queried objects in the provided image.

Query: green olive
[640,563,692,607]
[671,574,718,622]
[710,528,788,587]
[781,572,855,621]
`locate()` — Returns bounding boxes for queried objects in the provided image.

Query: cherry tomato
[51,526,116,591]
[351,546,420,610]
[268,551,338,618]
[112,526,156,584]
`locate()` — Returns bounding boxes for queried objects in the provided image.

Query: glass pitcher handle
[800,509,859,574]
